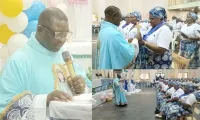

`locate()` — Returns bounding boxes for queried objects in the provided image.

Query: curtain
[39,0,92,42]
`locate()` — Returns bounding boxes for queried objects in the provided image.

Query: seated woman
[155,82,184,117]
[166,85,198,120]
[134,6,173,69]
[156,83,194,119]
[179,12,200,69]
[113,74,128,106]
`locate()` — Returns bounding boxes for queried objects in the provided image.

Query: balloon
[56,3,67,14]
[0,12,6,26]
[24,1,46,22]
[6,12,28,33]
[107,93,113,97]
[22,20,38,38]
[0,0,23,17]
[0,24,15,44]
[23,0,34,10]
[100,96,106,102]
[7,34,28,55]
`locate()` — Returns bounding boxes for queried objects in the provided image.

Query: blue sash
[143,21,165,40]
[122,23,129,29]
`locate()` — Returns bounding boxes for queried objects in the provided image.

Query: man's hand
[71,75,86,94]
[128,38,133,43]
[47,90,72,106]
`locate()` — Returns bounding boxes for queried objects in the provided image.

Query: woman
[113,74,128,106]
[126,11,148,43]
[134,6,173,69]
[165,84,197,120]
[179,12,200,69]
[118,13,133,39]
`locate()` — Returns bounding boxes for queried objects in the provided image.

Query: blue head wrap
[130,11,142,21]
[149,6,167,20]
[194,91,200,102]
[174,81,182,88]
[184,84,194,93]
[188,12,198,21]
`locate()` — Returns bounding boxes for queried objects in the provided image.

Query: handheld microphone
[62,51,76,79]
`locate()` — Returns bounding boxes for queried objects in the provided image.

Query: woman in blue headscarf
[164,84,197,120]
[112,73,128,106]
[179,12,200,69]
[119,13,133,39]
[134,6,173,69]
[126,11,148,44]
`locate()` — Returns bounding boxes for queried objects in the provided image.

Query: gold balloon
[0,24,15,44]
[0,0,23,17]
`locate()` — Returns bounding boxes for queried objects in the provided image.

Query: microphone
[62,51,76,79]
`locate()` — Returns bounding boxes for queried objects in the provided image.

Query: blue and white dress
[135,22,173,69]
[179,23,200,69]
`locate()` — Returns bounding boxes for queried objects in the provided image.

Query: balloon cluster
[0,0,46,54]
[100,93,113,102]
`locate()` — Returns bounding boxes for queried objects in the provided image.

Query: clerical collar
[28,33,60,57]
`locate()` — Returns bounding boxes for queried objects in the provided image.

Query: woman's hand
[135,32,142,41]
[179,31,189,39]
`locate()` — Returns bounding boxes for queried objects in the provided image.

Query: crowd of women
[119,8,200,69]
[97,6,200,69]
[155,78,200,120]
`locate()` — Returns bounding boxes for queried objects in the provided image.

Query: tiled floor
[92,88,200,120]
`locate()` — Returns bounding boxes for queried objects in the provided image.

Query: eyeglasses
[38,25,73,40]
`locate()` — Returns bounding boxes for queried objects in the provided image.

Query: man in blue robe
[98,6,139,69]
[0,8,92,120]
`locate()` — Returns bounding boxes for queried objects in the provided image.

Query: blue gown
[98,21,136,69]
[0,35,92,116]
[113,78,127,105]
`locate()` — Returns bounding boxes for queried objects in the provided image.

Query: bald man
[0,8,92,119]
[98,6,139,69]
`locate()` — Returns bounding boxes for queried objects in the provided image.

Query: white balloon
[6,12,28,33]
[56,3,67,14]
[7,34,28,55]
[23,0,34,10]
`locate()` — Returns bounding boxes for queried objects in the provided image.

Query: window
[178,72,188,78]
[140,73,150,80]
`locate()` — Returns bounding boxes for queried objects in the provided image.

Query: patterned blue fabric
[179,40,200,69]
[194,91,200,102]
[166,104,192,120]
[135,47,172,69]
[188,12,198,21]
[149,6,167,20]
[130,11,142,21]
[1,93,35,120]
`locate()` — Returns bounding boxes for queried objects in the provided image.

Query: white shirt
[163,85,169,92]
[146,25,173,50]
[126,23,148,40]
[173,22,184,30]
[171,88,184,98]
[180,23,200,41]
[180,94,197,106]
[118,21,133,39]
[166,87,175,95]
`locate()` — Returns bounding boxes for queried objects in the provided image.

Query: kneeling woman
[113,74,128,106]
